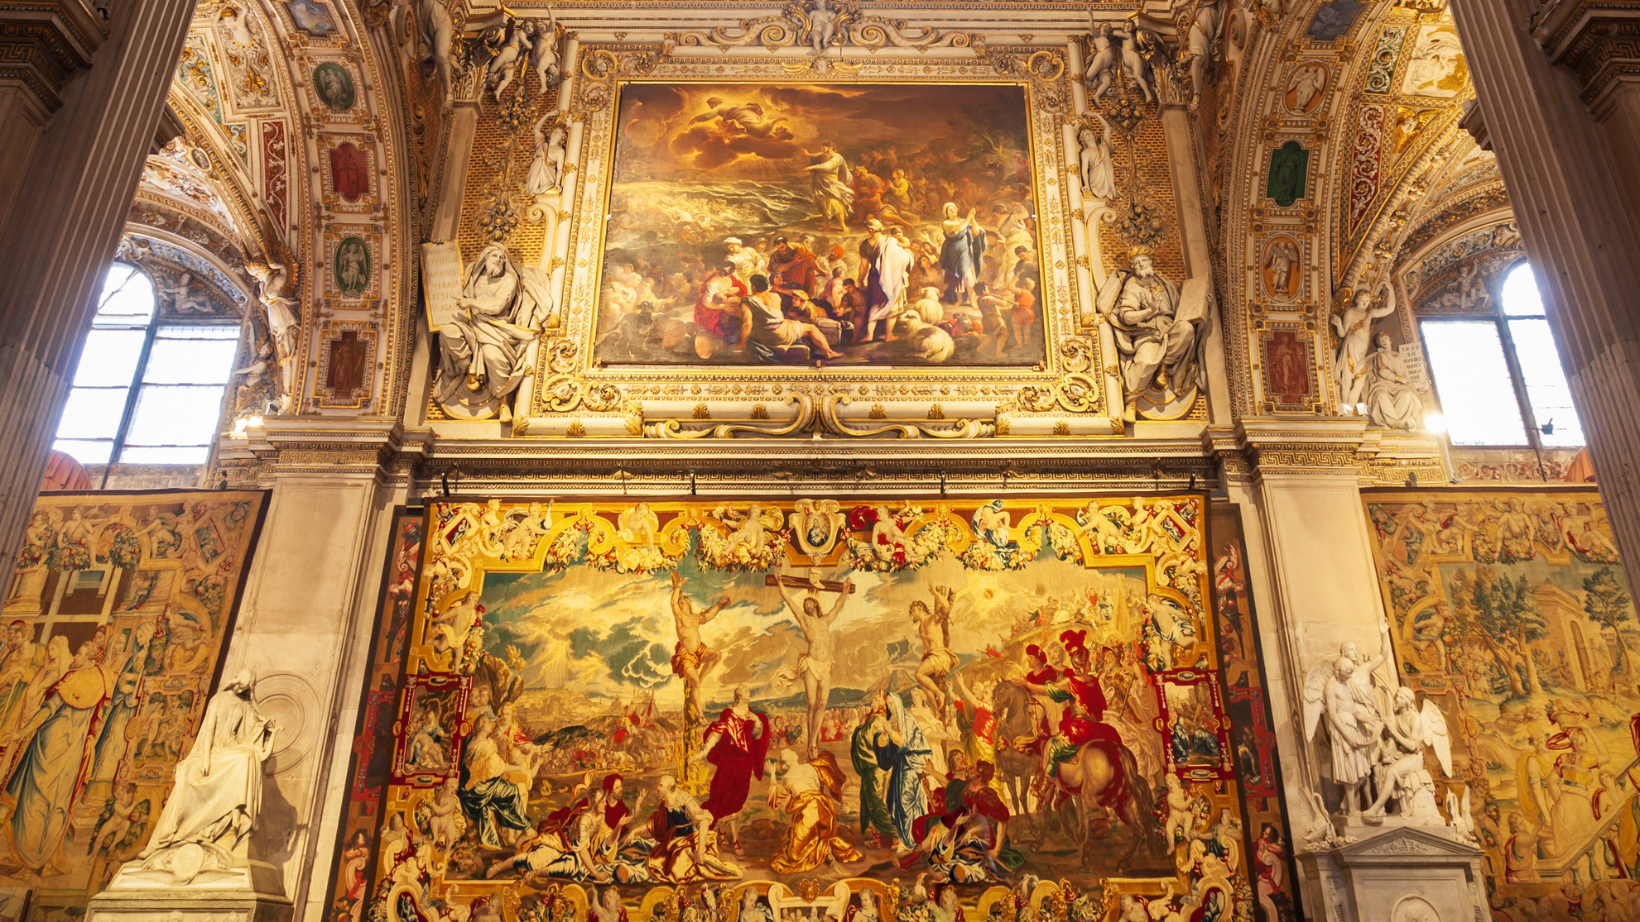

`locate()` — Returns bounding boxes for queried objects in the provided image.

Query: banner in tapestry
[1363,489,1640,920]
[323,495,1268,922]
[0,490,268,919]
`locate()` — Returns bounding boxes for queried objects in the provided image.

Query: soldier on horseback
[1014,630,1129,808]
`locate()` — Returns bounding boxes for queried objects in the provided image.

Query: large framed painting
[322,494,1271,922]
[1362,488,1640,919]
[595,82,1047,369]
[0,490,268,920]
[511,38,1153,439]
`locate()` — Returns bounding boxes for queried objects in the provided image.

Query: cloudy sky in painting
[477,551,1145,709]
[611,82,1031,181]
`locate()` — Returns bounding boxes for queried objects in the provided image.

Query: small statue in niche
[120,670,278,886]
[525,113,567,196]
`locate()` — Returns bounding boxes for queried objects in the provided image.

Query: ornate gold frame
[519,41,1121,439]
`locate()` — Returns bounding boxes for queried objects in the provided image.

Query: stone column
[1449,0,1640,599]
[0,0,196,592]
[213,424,409,919]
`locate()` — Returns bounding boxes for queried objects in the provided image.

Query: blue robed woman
[939,203,986,307]
[874,692,931,851]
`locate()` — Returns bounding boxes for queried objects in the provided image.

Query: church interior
[0,0,1635,921]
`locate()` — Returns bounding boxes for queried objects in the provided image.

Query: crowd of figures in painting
[325,496,1279,922]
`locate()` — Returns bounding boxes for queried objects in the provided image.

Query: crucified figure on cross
[770,569,854,758]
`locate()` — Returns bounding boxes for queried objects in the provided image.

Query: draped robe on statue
[142,683,275,858]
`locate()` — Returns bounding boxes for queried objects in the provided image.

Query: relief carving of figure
[525,114,568,196]
[434,244,553,420]
[527,11,562,91]
[414,0,455,109]
[1078,113,1117,201]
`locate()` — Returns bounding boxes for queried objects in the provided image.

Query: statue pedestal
[89,858,291,922]
[1298,825,1485,922]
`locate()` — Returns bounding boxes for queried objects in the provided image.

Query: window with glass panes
[53,262,241,465]
[1418,261,1584,448]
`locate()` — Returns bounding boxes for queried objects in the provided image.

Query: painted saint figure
[939,203,986,307]
[690,685,769,855]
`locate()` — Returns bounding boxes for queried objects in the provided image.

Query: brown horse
[1056,740,1164,871]
[992,681,1043,819]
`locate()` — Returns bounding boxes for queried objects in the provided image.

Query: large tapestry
[323,495,1272,922]
[596,83,1045,368]
[0,490,268,920]
[1362,489,1640,920]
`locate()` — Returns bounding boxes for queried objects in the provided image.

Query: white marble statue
[807,0,838,54]
[487,24,532,100]
[1085,18,1118,99]
[525,114,567,195]
[1078,113,1116,201]
[1301,620,1393,816]
[415,0,455,109]
[434,244,553,420]
[1365,686,1452,821]
[1176,0,1223,108]
[1096,248,1205,417]
[1332,286,1396,411]
[1364,333,1424,430]
[527,11,561,91]
[1116,21,1158,105]
[128,670,278,885]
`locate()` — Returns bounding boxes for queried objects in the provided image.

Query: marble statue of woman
[435,244,553,420]
[525,115,567,196]
[131,669,277,885]
[1363,333,1423,430]
[1078,113,1116,201]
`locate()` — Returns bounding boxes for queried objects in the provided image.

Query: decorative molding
[0,0,106,110]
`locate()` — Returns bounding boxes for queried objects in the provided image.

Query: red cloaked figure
[699,701,771,822]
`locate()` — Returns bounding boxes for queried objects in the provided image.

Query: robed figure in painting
[435,244,552,419]
[874,692,931,852]
[857,219,913,342]
[2,638,115,873]
[767,748,863,874]
[939,203,986,307]
[692,686,770,854]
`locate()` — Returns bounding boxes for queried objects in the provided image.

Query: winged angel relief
[343,496,1261,922]
[1302,619,1456,825]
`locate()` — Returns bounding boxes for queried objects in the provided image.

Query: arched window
[53,262,240,465]
[1418,261,1584,448]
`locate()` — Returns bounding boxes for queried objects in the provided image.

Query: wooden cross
[765,574,855,594]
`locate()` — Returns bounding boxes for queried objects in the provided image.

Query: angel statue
[525,113,567,196]
[1302,619,1393,815]
[434,244,554,420]
[1364,686,1452,821]
[527,8,562,91]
